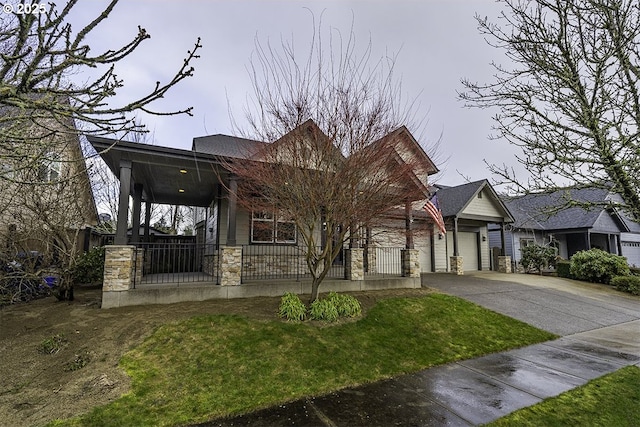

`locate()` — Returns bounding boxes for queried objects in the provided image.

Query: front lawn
[488,365,640,426]
[51,293,556,427]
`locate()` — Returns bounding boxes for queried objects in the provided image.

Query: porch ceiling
[88,136,227,207]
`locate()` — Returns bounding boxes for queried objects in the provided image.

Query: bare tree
[460,0,640,220]
[0,0,200,301]
[227,22,433,302]
[0,0,200,181]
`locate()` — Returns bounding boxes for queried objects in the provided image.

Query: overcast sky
[68,0,521,187]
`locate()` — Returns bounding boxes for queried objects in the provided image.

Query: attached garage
[422,180,513,273]
[444,231,479,271]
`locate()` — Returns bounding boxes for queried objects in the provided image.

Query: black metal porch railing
[132,243,220,287]
[364,246,403,277]
[241,245,346,282]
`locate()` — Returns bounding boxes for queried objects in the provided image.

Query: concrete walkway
[197,272,640,426]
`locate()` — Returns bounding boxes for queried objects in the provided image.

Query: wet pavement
[194,273,640,426]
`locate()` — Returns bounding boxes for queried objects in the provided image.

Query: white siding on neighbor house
[464,189,507,218]
[479,225,490,270]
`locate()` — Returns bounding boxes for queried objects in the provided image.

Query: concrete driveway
[423,271,640,336]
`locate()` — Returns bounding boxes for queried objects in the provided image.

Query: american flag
[424,197,446,235]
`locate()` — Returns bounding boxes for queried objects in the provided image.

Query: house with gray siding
[88,120,441,307]
[488,188,640,267]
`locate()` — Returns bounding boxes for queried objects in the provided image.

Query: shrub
[309,298,339,322]
[556,260,572,278]
[520,244,557,273]
[278,292,307,321]
[610,276,640,296]
[630,267,640,277]
[71,246,105,285]
[327,292,362,317]
[38,334,67,354]
[569,249,630,284]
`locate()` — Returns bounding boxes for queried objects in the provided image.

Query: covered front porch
[89,136,422,308]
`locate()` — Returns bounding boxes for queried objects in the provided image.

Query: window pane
[251,211,274,243]
[276,221,296,243]
[253,211,274,220]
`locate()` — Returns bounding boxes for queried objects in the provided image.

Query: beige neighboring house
[0,108,99,262]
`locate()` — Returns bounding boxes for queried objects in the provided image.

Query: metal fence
[364,246,403,277]
[241,245,346,282]
[133,243,219,286]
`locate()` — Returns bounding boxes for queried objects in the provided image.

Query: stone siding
[220,246,242,286]
[345,248,364,281]
[450,256,464,275]
[401,249,421,278]
[103,245,135,291]
[497,255,512,273]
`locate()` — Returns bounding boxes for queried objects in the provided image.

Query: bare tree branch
[460,0,640,220]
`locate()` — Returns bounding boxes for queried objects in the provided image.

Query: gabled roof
[432,179,513,222]
[369,125,439,176]
[504,187,630,232]
[192,134,264,159]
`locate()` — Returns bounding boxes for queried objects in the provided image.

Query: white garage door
[622,242,640,267]
[446,232,479,271]
[459,232,479,271]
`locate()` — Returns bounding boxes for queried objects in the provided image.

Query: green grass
[50,294,556,427]
[487,365,640,427]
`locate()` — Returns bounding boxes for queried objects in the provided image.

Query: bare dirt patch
[0,285,431,427]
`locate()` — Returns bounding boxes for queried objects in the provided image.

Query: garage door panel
[622,242,640,267]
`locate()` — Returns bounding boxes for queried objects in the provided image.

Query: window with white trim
[251,210,296,244]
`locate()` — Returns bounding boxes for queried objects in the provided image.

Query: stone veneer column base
[450,256,464,275]
[220,246,242,286]
[497,256,512,273]
[401,249,421,278]
[103,245,136,292]
[345,248,364,281]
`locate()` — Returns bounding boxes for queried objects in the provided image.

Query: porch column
[144,202,151,242]
[131,183,143,244]
[226,176,238,246]
[405,201,414,249]
[401,248,420,278]
[220,246,242,286]
[450,217,463,275]
[365,227,376,273]
[586,231,591,250]
[500,222,506,256]
[452,217,459,256]
[345,248,364,280]
[115,160,132,245]
[102,245,136,309]
[617,235,623,256]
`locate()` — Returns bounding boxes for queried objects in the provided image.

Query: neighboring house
[0,105,99,259]
[488,187,640,267]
